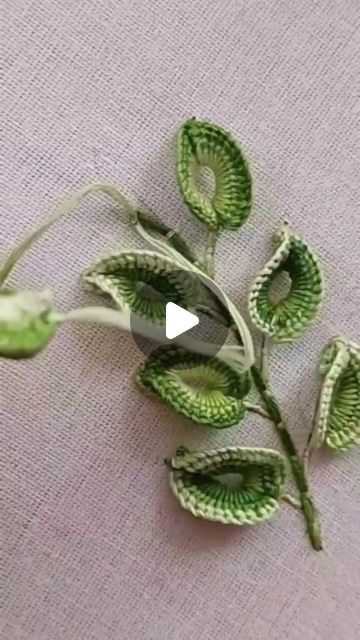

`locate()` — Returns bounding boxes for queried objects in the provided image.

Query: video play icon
[130,268,229,362]
[165,302,199,340]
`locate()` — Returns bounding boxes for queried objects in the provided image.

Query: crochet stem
[251,365,323,551]
[260,334,270,383]
[282,494,301,509]
[204,229,217,278]
[243,402,271,421]
[0,183,137,287]
[303,387,322,472]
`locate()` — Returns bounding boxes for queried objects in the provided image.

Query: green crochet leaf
[248,226,324,342]
[176,118,252,231]
[315,337,360,452]
[167,446,287,525]
[132,212,256,370]
[136,345,251,428]
[0,290,58,359]
[136,211,199,265]
[83,251,198,325]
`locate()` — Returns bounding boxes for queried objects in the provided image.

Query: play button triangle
[165,302,199,340]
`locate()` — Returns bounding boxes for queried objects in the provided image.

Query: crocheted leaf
[83,251,198,325]
[248,226,324,342]
[315,337,360,452]
[176,118,252,231]
[132,215,256,370]
[0,290,58,359]
[136,345,251,428]
[167,446,287,525]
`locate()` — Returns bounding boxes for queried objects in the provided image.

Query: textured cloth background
[1,1,360,639]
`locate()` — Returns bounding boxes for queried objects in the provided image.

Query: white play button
[165,302,199,340]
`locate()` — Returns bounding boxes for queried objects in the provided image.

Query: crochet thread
[248,225,324,342]
[176,118,252,231]
[315,337,360,451]
[137,345,251,429]
[167,446,287,525]
[0,290,58,359]
[83,251,198,325]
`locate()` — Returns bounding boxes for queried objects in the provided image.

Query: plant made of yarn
[1,118,358,553]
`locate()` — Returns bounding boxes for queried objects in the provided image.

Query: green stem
[303,387,322,473]
[0,183,136,287]
[260,334,270,383]
[283,494,301,509]
[204,229,217,278]
[243,402,271,421]
[251,365,323,551]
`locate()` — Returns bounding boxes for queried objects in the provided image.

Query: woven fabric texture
[1,1,360,639]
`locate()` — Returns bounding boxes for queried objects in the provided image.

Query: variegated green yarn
[137,345,251,428]
[248,225,324,342]
[167,446,287,525]
[176,118,252,231]
[83,251,198,325]
[315,337,360,452]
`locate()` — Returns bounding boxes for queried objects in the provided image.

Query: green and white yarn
[248,225,324,342]
[83,250,198,325]
[167,446,287,525]
[137,345,251,429]
[176,118,252,231]
[315,337,360,452]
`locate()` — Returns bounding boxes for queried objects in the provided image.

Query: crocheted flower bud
[0,289,58,358]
